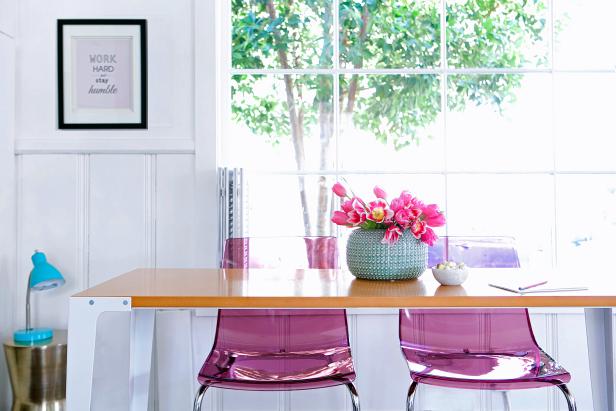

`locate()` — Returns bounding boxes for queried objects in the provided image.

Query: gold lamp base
[3,330,67,411]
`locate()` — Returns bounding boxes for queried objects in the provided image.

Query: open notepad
[488,282,589,294]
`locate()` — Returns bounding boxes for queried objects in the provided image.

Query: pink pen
[518,280,548,291]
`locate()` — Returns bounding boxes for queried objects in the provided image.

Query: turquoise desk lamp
[14,250,65,343]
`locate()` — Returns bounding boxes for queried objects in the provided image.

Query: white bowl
[432,267,469,286]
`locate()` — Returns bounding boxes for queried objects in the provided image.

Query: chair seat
[198,347,356,391]
[402,347,571,390]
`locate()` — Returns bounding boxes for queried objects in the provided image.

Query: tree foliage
[230,0,547,235]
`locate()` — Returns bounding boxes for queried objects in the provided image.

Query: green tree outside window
[231,0,547,236]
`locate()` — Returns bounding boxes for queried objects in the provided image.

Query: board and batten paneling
[16,155,82,332]
[89,154,149,411]
[155,155,201,411]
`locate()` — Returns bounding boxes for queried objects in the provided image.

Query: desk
[66,268,615,411]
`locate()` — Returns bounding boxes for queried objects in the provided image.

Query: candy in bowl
[432,261,469,286]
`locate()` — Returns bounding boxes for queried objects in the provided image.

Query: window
[220,0,616,269]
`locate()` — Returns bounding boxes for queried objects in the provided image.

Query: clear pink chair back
[222,236,338,269]
[198,237,355,391]
[428,236,520,268]
[401,236,570,390]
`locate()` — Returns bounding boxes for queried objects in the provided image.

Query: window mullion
[441,0,449,239]
[333,0,340,174]
[229,67,605,76]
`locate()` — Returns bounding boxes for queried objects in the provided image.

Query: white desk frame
[66,297,614,411]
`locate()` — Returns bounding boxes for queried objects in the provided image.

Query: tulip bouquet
[331,182,446,246]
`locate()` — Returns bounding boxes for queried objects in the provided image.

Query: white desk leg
[129,309,156,411]
[585,307,614,411]
[67,297,131,411]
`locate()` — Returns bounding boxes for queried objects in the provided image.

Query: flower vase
[346,228,428,280]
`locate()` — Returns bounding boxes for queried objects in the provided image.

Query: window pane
[554,0,616,69]
[232,0,333,69]
[339,0,440,68]
[556,175,616,268]
[446,0,549,68]
[554,74,616,171]
[243,174,336,237]
[226,75,334,171]
[447,74,552,172]
[447,174,554,269]
[339,75,444,171]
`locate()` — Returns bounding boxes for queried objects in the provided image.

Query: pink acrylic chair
[401,237,576,411]
[194,237,359,411]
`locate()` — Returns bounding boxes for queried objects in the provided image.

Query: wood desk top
[73,267,616,308]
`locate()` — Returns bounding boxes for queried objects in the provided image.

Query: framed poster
[57,19,147,129]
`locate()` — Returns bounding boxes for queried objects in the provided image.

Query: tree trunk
[316,103,334,236]
[266,0,312,236]
[340,4,371,148]
[345,4,370,113]
[315,1,334,236]
[315,4,372,236]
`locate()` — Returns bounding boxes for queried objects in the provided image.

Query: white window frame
[217,0,616,267]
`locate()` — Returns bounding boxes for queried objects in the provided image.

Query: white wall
[0,0,16,36]
[0,8,16,408]
[0,0,607,410]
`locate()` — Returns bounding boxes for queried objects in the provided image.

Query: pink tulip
[329,183,446,248]
[331,211,349,226]
[352,198,368,215]
[411,197,425,209]
[332,182,347,198]
[373,186,387,200]
[390,197,405,212]
[410,219,427,239]
[422,204,446,227]
[347,210,366,226]
[341,199,354,213]
[400,191,415,208]
[381,225,403,245]
[367,200,394,224]
[420,227,438,246]
[346,199,368,226]
[391,191,421,211]
[409,207,422,219]
[394,208,413,226]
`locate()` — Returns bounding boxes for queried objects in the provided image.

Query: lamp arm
[25,271,31,331]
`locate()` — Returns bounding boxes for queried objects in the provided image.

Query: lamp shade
[30,251,65,290]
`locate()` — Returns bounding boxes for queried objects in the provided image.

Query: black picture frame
[57,19,148,129]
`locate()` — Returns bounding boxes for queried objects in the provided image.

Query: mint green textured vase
[346,228,428,280]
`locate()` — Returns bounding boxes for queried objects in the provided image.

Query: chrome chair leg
[345,382,361,411]
[557,384,577,411]
[501,391,511,411]
[406,381,419,411]
[193,384,209,411]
